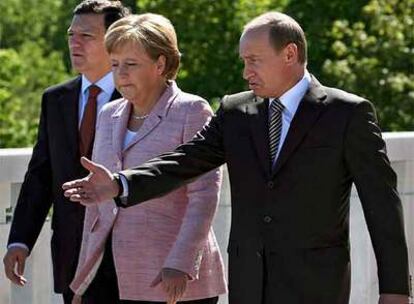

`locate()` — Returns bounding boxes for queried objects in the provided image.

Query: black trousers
[62,289,74,304]
[83,235,219,304]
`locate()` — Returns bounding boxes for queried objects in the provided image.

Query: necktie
[79,85,101,158]
[269,98,284,167]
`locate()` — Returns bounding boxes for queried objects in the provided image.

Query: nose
[118,63,129,76]
[113,63,129,78]
[243,64,253,80]
[68,34,81,49]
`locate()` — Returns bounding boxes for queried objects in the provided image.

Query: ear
[156,55,166,75]
[284,43,298,65]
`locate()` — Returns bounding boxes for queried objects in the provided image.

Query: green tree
[136,0,286,103]
[284,0,370,78]
[0,42,69,147]
[1,0,413,148]
[322,0,414,130]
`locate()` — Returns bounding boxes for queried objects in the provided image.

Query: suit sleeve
[163,100,223,279]
[120,102,226,205]
[7,92,53,253]
[344,100,409,295]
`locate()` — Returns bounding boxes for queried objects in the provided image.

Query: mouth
[118,84,132,89]
[248,82,260,90]
[70,52,83,58]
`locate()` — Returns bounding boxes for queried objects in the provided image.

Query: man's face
[67,14,111,80]
[239,29,288,98]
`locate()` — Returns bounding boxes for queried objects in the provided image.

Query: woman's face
[110,42,165,102]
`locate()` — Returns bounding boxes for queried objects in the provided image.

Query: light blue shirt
[270,70,311,165]
[79,72,116,128]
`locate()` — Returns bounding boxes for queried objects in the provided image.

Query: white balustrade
[0,133,413,304]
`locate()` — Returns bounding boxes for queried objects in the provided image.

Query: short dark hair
[243,12,307,64]
[73,0,130,30]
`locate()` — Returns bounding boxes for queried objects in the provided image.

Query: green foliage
[136,0,282,99]
[0,0,71,51]
[322,0,414,130]
[284,0,370,77]
[0,0,413,148]
[0,43,69,147]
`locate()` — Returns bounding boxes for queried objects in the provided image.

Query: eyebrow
[67,25,100,33]
[240,54,260,60]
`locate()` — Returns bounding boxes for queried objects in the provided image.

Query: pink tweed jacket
[70,82,227,301]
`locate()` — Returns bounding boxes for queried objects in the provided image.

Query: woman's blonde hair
[105,13,181,79]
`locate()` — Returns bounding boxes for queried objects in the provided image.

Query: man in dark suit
[63,12,410,304]
[3,1,128,303]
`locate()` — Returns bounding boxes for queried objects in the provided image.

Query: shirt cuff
[119,173,129,198]
[8,243,29,252]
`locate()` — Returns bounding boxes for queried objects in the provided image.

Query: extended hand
[379,294,410,304]
[62,157,119,206]
[3,247,28,286]
[151,268,189,304]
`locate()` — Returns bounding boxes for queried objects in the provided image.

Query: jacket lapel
[61,77,81,158]
[111,100,130,160]
[271,76,327,177]
[248,97,271,178]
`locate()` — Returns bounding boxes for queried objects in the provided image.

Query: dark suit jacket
[118,76,409,304]
[7,76,120,293]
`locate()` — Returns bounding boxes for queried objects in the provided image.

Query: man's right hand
[3,247,28,286]
[62,157,119,206]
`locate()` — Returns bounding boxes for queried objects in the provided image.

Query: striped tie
[269,98,284,167]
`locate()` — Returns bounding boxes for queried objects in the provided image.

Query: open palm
[62,157,119,205]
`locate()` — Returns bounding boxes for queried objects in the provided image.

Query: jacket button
[267,181,274,189]
[113,207,118,215]
[263,215,272,223]
[256,251,262,258]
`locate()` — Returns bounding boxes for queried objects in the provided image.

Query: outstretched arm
[63,107,226,206]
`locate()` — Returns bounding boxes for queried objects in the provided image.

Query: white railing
[0,132,413,304]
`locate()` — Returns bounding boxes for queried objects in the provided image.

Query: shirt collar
[81,72,115,96]
[270,70,311,117]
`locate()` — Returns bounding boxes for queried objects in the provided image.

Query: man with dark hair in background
[3,1,129,303]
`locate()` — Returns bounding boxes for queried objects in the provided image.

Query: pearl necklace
[131,113,149,120]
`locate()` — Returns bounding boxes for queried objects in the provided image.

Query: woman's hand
[151,267,189,304]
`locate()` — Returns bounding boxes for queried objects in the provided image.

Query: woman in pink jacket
[70,14,227,304]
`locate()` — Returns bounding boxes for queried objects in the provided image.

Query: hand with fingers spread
[62,157,120,206]
[3,247,29,286]
[151,268,189,304]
